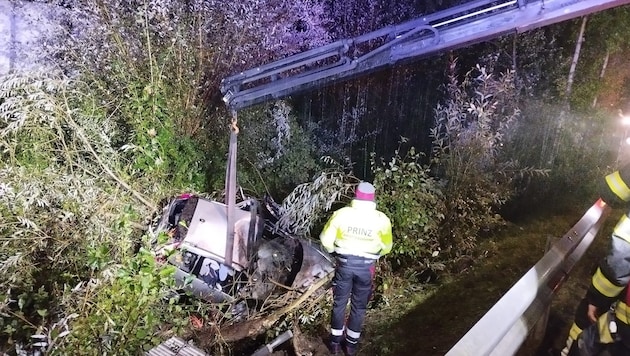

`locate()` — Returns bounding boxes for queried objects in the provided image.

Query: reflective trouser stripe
[560,337,574,356]
[331,328,344,336]
[615,302,630,324]
[568,322,582,340]
[614,214,630,243]
[592,268,625,298]
[346,329,361,339]
[606,171,630,202]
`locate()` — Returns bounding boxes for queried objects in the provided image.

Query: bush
[429,58,530,257]
[371,143,445,271]
[276,156,359,236]
[1,0,334,352]
[51,247,189,355]
[0,73,163,350]
[235,101,324,198]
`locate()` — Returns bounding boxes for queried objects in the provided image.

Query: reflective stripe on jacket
[601,165,630,208]
[319,199,392,258]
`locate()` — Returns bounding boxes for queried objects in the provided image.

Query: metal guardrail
[446,199,610,355]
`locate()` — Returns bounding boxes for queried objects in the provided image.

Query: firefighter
[562,165,630,356]
[320,182,393,356]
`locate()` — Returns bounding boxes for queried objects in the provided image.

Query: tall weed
[430,57,537,257]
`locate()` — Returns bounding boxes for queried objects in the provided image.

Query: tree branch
[215,272,333,343]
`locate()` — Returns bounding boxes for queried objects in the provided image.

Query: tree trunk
[9,1,17,72]
[565,16,588,102]
[592,50,610,108]
[512,33,518,73]
[546,16,588,166]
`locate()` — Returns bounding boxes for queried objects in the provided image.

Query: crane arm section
[220,0,630,111]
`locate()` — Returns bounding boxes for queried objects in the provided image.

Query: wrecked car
[148,194,335,304]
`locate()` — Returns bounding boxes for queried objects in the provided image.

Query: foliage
[429,57,531,256]
[5,1,629,354]
[2,0,334,352]
[0,72,169,349]
[503,99,611,211]
[323,0,463,38]
[50,247,189,355]
[323,0,417,38]
[276,156,359,236]
[274,140,447,272]
[198,0,333,191]
[40,0,333,195]
[371,142,446,270]
[300,86,377,171]
[587,6,630,53]
[194,0,332,76]
[567,8,630,112]
[235,101,324,198]
[47,0,216,191]
[493,28,567,99]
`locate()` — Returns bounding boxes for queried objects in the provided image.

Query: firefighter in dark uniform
[320,182,393,356]
[563,164,630,356]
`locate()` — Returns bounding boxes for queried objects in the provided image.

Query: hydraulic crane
[219,0,630,273]
[213,1,630,354]
[220,0,630,112]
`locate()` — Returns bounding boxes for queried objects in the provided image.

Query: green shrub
[51,247,189,355]
[235,101,323,198]
[430,59,531,257]
[0,70,169,351]
[276,156,359,236]
[371,143,445,271]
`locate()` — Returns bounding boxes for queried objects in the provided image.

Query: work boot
[327,341,341,355]
[342,341,357,356]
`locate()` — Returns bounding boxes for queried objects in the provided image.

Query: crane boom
[220,0,630,111]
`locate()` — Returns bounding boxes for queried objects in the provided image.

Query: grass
[358,204,624,356]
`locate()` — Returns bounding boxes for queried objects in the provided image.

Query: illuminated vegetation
[1,1,630,355]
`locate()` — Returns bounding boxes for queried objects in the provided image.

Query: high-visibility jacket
[319,199,392,259]
[588,212,630,306]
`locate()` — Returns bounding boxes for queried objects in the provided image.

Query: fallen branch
[215,272,333,343]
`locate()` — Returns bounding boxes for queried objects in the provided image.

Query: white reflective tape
[331,328,344,336]
[346,329,361,339]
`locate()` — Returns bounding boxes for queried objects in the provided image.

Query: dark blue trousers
[330,256,375,345]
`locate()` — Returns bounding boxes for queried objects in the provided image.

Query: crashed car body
[148,194,335,304]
